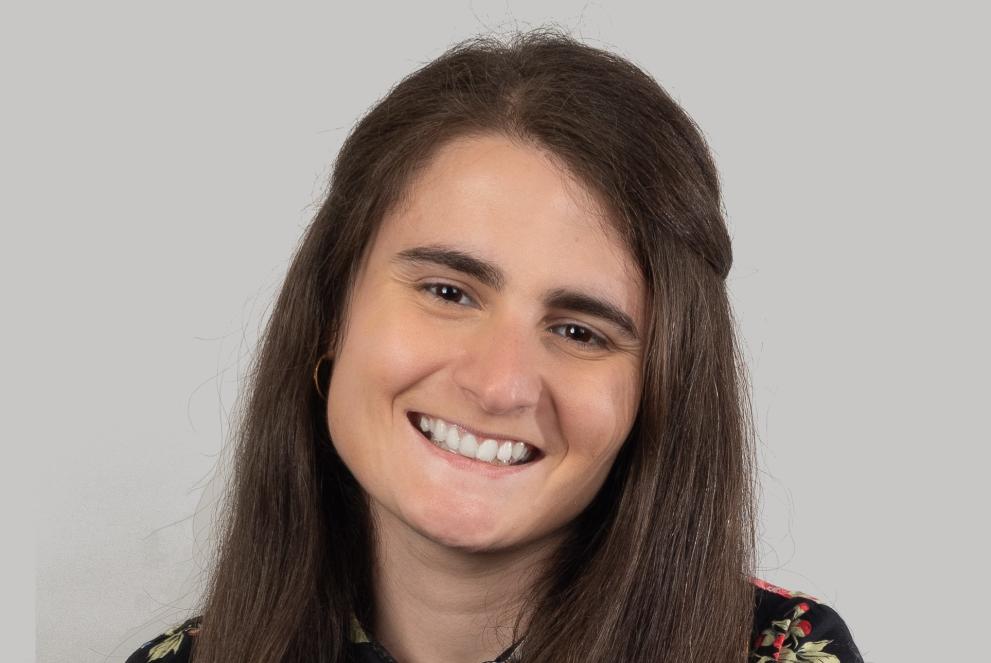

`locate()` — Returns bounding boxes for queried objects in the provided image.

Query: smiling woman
[125,28,862,663]
[325,135,645,560]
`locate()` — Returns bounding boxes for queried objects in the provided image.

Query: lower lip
[407,413,539,479]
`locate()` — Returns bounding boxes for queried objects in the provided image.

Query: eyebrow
[392,244,640,341]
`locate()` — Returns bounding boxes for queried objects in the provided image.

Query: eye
[551,323,609,351]
[421,282,476,307]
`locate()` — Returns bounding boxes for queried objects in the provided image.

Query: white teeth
[458,433,478,458]
[444,426,461,452]
[476,438,498,462]
[432,419,448,443]
[417,413,534,467]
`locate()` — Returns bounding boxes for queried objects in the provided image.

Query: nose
[451,315,542,416]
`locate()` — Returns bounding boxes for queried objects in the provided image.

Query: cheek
[337,297,442,396]
[325,298,437,489]
[562,364,641,463]
[326,294,452,460]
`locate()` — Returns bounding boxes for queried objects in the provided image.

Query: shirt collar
[348,614,524,662]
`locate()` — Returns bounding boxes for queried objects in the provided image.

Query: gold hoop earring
[313,354,332,400]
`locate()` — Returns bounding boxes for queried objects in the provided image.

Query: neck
[367,502,562,663]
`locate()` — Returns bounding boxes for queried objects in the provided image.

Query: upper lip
[410,410,539,451]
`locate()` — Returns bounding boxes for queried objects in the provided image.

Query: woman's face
[326,134,645,553]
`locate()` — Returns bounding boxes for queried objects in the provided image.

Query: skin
[325,133,646,663]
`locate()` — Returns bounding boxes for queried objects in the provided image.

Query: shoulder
[124,616,202,663]
[750,578,864,663]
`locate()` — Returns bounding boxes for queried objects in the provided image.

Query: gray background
[7,2,988,662]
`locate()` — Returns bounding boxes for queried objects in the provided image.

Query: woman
[126,29,862,663]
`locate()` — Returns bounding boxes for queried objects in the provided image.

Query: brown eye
[552,323,608,350]
[422,282,475,307]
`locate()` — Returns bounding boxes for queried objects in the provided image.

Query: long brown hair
[190,27,757,663]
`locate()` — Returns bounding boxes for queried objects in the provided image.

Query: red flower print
[795,619,811,636]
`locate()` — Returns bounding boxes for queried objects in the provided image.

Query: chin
[408,500,515,553]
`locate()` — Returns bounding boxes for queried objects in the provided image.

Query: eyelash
[419,282,611,351]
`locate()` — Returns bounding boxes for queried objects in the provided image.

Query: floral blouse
[124,578,863,662]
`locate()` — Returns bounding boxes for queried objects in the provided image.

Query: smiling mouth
[407,411,540,467]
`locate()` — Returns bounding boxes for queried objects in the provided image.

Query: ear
[326,327,341,359]
[313,351,335,399]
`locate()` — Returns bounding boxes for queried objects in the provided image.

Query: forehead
[374,134,645,319]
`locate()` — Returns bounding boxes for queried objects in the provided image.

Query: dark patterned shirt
[125,578,863,662]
